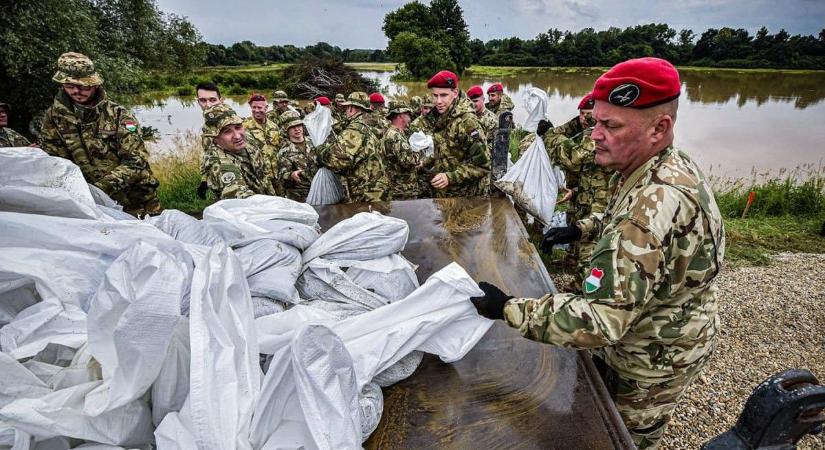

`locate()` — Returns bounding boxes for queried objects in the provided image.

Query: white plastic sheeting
[408,131,434,157]
[303,103,333,146]
[521,87,551,132]
[0,149,493,449]
[305,168,346,206]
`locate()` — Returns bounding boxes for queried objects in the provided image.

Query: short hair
[195,82,221,98]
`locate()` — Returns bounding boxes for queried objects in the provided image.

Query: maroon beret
[369,92,385,104]
[592,57,681,109]
[248,93,267,103]
[427,70,459,89]
[487,83,503,94]
[577,93,594,110]
[466,85,484,99]
[315,96,331,106]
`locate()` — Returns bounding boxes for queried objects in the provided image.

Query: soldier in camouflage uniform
[316,92,390,203]
[381,101,420,200]
[0,103,32,147]
[276,115,318,202]
[266,90,293,124]
[243,93,282,193]
[471,58,725,450]
[466,86,498,151]
[421,71,490,198]
[40,52,160,217]
[485,83,515,121]
[409,95,422,120]
[361,93,389,138]
[203,104,275,200]
[409,98,434,134]
[195,82,224,199]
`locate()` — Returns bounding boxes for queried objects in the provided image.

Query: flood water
[133,68,825,178]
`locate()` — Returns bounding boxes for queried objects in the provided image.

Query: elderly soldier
[195,82,224,199]
[316,92,390,202]
[0,103,32,147]
[276,114,318,202]
[40,52,160,216]
[485,83,514,120]
[204,104,275,200]
[471,58,725,450]
[420,70,490,197]
[539,93,613,291]
[266,90,293,123]
[381,101,420,200]
[466,85,497,148]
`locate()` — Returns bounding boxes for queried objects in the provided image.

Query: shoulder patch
[470,129,479,138]
[221,172,237,184]
[123,119,138,133]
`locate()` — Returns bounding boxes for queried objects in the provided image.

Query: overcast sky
[155,0,825,49]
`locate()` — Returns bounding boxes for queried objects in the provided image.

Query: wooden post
[490,111,513,196]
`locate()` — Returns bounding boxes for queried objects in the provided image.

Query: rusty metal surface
[315,197,635,450]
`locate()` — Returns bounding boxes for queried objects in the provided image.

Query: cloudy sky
[155,0,825,49]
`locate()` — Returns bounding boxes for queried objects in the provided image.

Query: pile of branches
[281,56,379,99]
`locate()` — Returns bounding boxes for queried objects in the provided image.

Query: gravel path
[551,253,825,449]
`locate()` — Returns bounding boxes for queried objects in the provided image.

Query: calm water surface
[134,68,825,178]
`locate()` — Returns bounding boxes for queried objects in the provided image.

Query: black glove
[536,119,553,137]
[316,155,325,169]
[196,181,208,199]
[470,282,513,320]
[540,225,582,253]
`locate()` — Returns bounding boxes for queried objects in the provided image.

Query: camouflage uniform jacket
[206,142,275,200]
[424,94,490,197]
[553,115,585,139]
[0,127,31,147]
[504,146,726,383]
[243,116,281,150]
[316,111,390,203]
[382,126,420,199]
[40,89,159,212]
[276,138,318,202]
[361,111,390,138]
[409,113,434,134]
[486,93,515,120]
[476,108,498,151]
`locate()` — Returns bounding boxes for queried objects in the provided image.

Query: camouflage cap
[52,52,103,87]
[340,91,371,111]
[410,95,422,109]
[385,101,413,119]
[278,110,301,128]
[272,90,289,102]
[203,104,243,137]
[334,93,346,102]
[421,96,434,107]
[283,117,304,131]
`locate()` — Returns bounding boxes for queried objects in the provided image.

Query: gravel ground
[551,253,825,449]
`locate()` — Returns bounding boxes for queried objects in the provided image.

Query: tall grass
[710,165,825,218]
[147,132,214,214]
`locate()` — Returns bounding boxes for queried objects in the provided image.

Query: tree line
[203,42,390,66]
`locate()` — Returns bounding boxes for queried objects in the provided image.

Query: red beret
[487,83,503,94]
[592,57,681,109]
[315,96,331,106]
[248,93,267,103]
[369,92,385,104]
[577,93,594,110]
[466,85,484,99]
[427,70,459,89]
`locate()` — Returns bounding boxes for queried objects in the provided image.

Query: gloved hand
[316,155,325,169]
[470,282,513,320]
[196,181,208,199]
[540,225,582,253]
[536,119,553,137]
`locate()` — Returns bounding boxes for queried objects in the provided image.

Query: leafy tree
[389,31,454,78]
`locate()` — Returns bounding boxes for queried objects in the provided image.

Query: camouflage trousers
[593,349,713,450]
[114,187,161,218]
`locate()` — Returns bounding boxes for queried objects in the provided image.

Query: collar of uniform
[612,145,675,209]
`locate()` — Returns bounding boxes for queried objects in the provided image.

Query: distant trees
[0,0,205,129]
[203,42,391,66]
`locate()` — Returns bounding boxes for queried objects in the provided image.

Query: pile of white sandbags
[0,147,492,450]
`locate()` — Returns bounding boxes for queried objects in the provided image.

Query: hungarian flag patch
[123,120,138,133]
[584,267,604,294]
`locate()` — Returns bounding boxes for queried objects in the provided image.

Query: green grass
[149,132,214,214]
[344,62,398,71]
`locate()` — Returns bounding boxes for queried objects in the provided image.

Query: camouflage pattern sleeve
[445,116,490,185]
[95,111,151,194]
[39,110,70,159]
[316,127,363,173]
[543,132,579,188]
[208,158,256,200]
[0,128,31,147]
[385,130,420,170]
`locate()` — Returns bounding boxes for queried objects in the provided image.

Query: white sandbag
[346,254,419,303]
[0,302,86,361]
[0,381,154,446]
[521,87,551,132]
[305,168,345,206]
[146,210,224,247]
[408,131,433,157]
[0,280,41,329]
[371,350,423,388]
[0,353,52,409]
[0,148,101,220]
[0,212,187,312]
[357,382,383,442]
[46,344,100,391]
[251,298,287,319]
[187,244,259,450]
[303,103,332,145]
[233,222,319,252]
[0,423,31,450]
[202,196,319,240]
[151,319,190,427]
[84,242,187,416]
[301,212,409,265]
[494,137,560,226]
[153,403,198,450]
[233,238,302,303]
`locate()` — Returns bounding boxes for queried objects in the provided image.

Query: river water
[133,68,825,178]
